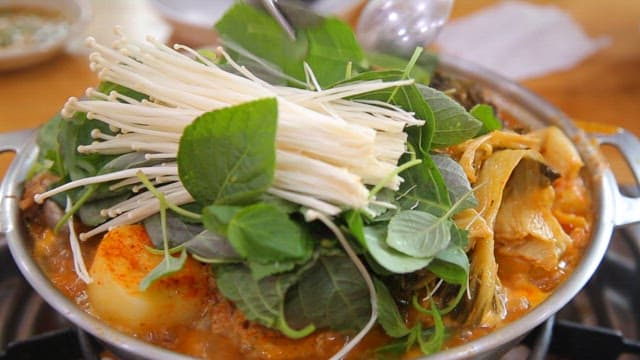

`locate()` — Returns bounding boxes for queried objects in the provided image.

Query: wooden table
[1,0,639,183]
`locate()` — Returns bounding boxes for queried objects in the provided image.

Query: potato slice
[87,224,209,332]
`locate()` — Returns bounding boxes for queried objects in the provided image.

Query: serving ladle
[259,0,454,56]
[356,0,454,56]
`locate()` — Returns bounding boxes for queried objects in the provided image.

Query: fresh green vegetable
[216,261,316,339]
[374,278,411,338]
[202,202,313,279]
[303,18,366,86]
[144,211,204,249]
[215,3,309,85]
[366,51,437,84]
[215,3,366,87]
[139,248,188,291]
[386,210,452,258]
[417,84,483,148]
[343,70,435,153]
[97,81,148,102]
[34,113,64,177]
[202,204,243,235]
[183,229,241,263]
[344,210,366,248]
[432,154,478,211]
[471,103,503,135]
[137,172,190,291]
[416,302,446,354]
[225,203,312,263]
[178,98,277,205]
[364,225,433,274]
[284,254,371,332]
[397,152,451,215]
[58,113,116,182]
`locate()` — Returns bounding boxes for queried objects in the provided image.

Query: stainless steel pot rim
[1,55,638,359]
[1,137,195,359]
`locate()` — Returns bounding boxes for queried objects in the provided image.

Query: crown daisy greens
[31,2,503,358]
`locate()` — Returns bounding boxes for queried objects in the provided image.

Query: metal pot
[1,56,639,359]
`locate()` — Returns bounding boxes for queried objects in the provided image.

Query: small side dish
[0,6,69,50]
[0,0,89,71]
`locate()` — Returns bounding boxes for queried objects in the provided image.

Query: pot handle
[0,129,35,154]
[0,129,36,239]
[594,128,640,227]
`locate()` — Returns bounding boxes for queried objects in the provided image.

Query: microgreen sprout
[136,171,189,290]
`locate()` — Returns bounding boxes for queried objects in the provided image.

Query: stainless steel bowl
[1,56,640,359]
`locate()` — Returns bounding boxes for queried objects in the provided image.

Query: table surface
[1,0,639,183]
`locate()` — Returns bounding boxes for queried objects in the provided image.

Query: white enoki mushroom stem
[66,196,93,283]
[34,166,179,204]
[37,31,425,237]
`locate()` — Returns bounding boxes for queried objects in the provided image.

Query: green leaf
[144,212,204,248]
[216,262,317,338]
[285,255,371,332]
[397,153,451,215]
[73,151,183,227]
[215,3,366,88]
[416,304,445,354]
[368,188,399,222]
[364,225,432,274]
[59,112,117,182]
[304,18,366,87]
[35,114,64,177]
[76,193,128,226]
[431,154,478,211]
[366,51,437,84]
[449,223,470,249]
[144,205,242,263]
[94,152,165,197]
[47,112,118,221]
[375,321,448,358]
[97,81,148,102]
[344,210,366,248]
[202,202,312,278]
[216,263,300,327]
[178,98,277,205]
[215,3,308,82]
[99,152,160,174]
[374,278,411,338]
[422,226,470,314]
[249,260,297,280]
[430,246,469,285]
[202,204,243,234]
[226,203,312,262]
[259,193,300,214]
[417,84,482,147]
[471,103,502,135]
[343,70,435,153]
[139,249,188,291]
[386,210,451,258]
[183,230,240,261]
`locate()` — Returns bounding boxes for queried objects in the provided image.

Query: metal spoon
[258,0,297,40]
[356,0,454,56]
[254,0,326,41]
